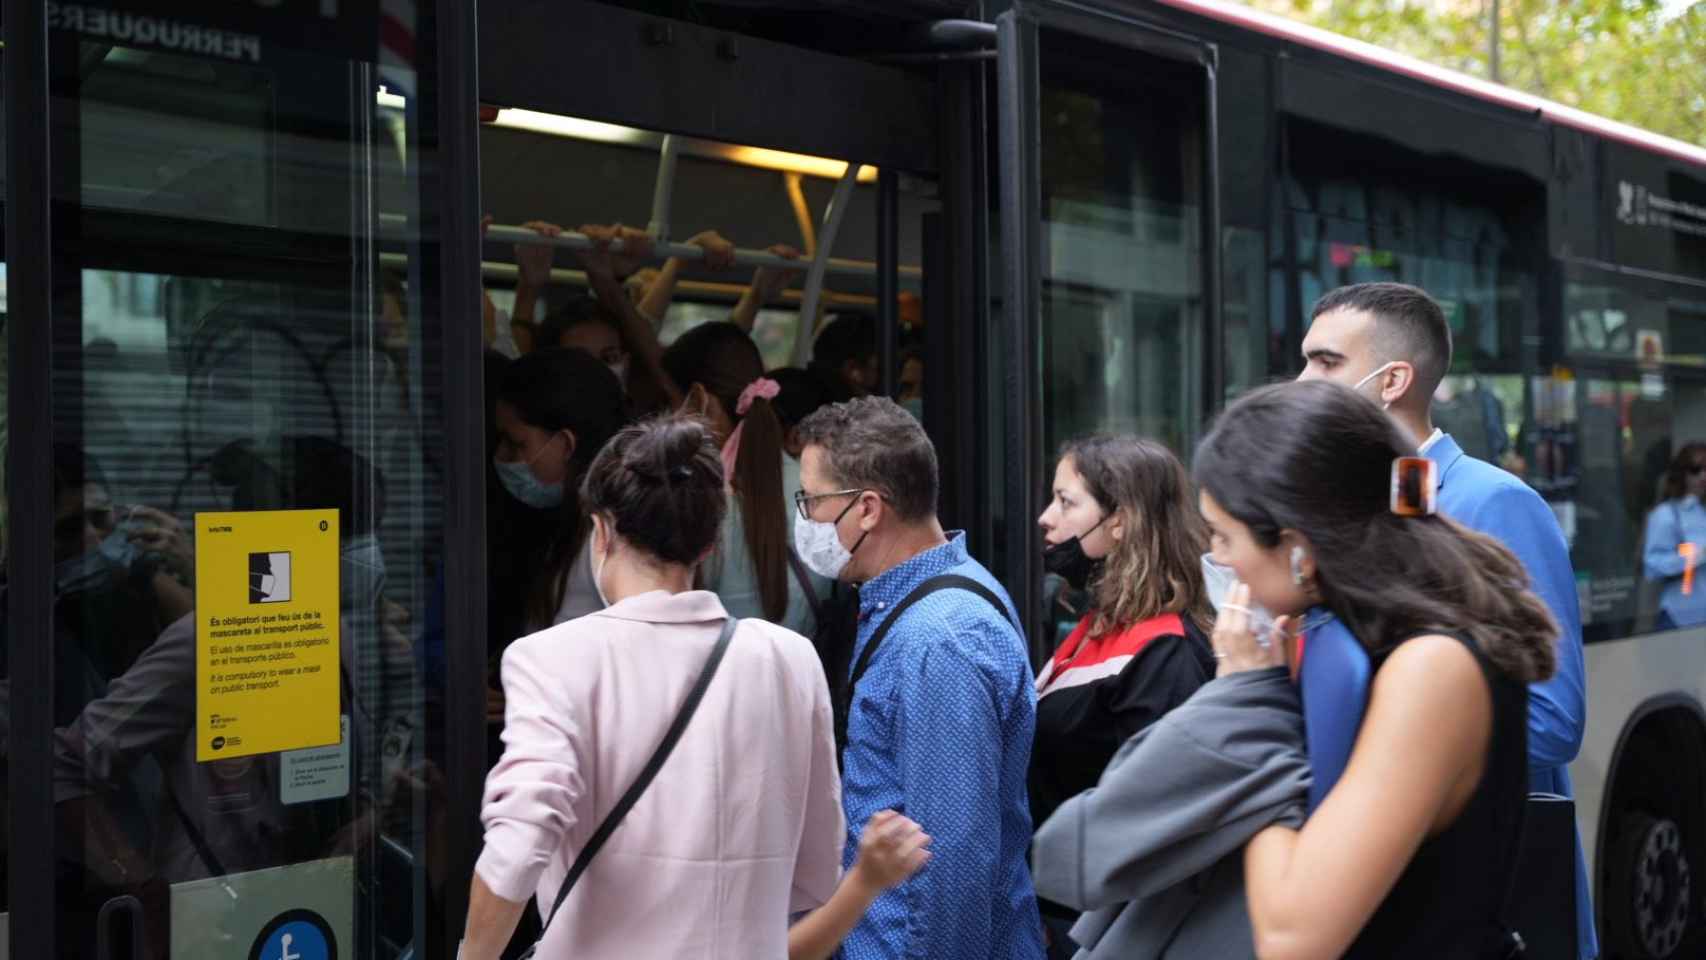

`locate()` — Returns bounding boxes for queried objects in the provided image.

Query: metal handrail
[378,213,922,280]
[793,163,863,365]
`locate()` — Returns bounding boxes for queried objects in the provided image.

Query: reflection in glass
[44,20,440,960]
[1038,51,1205,463]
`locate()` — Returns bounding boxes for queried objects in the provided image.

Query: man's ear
[559,428,579,464]
[857,489,885,532]
[1385,361,1418,406]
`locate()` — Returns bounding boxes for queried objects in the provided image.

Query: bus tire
[1605,811,1692,959]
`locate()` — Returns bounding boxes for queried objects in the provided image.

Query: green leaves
[1243,0,1706,147]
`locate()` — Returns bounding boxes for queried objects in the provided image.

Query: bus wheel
[1607,812,1692,959]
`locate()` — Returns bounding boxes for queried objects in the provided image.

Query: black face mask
[1043,515,1107,591]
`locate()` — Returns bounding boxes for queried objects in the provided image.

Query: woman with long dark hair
[662,322,815,632]
[1642,442,1706,630]
[1030,434,1216,955]
[1195,380,1556,957]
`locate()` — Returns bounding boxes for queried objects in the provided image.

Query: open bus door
[994,2,1224,664]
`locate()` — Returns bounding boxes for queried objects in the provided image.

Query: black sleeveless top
[1345,631,1529,959]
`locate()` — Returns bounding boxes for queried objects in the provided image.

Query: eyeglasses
[793,488,865,521]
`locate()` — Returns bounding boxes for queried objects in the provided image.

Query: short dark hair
[768,366,830,429]
[581,415,727,566]
[810,314,877,375]
[538,295,621,350]
[797,396,937,522]
[1311,283,1452,398]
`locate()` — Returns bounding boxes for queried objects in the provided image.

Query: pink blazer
[476,590,844,958]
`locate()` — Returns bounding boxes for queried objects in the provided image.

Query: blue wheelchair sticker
[250,909,337,960]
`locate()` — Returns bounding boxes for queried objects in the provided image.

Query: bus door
[467,0,945,944]
[995,2,1224,660]
[5,2,471,958]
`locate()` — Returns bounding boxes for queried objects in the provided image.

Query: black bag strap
[786,546,823,620]
[525,616,738,953]
[833,574,1013,765]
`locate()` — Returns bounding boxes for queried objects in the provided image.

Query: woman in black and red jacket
[1030,434,1217,957]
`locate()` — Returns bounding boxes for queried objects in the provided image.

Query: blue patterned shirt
[839,533,1046,960]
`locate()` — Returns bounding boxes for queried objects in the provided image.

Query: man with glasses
[792,397,1045,960]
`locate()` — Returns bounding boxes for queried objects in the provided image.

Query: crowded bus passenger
[807,314,880,403]
[486,349,627,724]
[794,396,1045,960]
[769,366,832,461]
[1295,281,1594,960]
[534,296,630,388]
[1034,380,1557,958]
[1029,434,1215,957]
[1643,442,1706,629]
[461,415,922,959]
[662,322,819,634]
[896,345,925,422]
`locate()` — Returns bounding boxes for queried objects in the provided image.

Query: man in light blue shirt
[1643,444,1706,630]
[1297,282,1595,959]
[793,397,1045,960]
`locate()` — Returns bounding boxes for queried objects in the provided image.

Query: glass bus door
[996,4,1222,656]
[5,4,468,958]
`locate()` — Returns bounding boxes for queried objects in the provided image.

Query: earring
[1290,546,1307,586]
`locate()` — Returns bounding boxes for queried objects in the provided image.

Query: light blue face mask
[494,434,566,509]
[55,528,137,598]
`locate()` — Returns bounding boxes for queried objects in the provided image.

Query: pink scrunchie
[721,377,782,479]
[735,377,781,416]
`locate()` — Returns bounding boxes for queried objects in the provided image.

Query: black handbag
[515,616,738,959]
[1489,792,1579,958]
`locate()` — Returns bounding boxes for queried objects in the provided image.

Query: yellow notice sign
[196,509,340,762]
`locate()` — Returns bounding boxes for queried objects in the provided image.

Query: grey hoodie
[1031,667,1310,959]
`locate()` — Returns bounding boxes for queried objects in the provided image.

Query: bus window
[1562,268,1706,637]
[1036,44,1207,464]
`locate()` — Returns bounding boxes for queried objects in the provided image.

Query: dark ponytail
[582,415,727,564]
[662,323,790,622]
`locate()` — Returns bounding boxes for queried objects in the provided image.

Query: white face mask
[794,506,861,581]
[1352,361,1398,411]
[1200,553,1280,649]
[590,517,612,608]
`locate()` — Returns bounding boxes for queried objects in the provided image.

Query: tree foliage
[1242,0,1706,148]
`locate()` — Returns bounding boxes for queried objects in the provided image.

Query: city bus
[3,0,1702,957]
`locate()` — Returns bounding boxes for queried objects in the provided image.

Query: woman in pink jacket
[462,415,927,959]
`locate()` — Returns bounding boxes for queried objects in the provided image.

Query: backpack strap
[521,616,738,957]
[833,574,1014,766]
